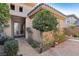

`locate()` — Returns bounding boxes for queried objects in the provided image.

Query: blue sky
[48,3,79,17]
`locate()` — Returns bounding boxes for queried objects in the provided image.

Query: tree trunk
[39,32,43,53]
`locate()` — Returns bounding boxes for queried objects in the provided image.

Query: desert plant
[57,33,66,43]
[45,40,55,47]
[4,40,18,56]
[74,32,79,37]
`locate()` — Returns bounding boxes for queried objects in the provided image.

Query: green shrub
[4,40,18,56]
[46,40,55,47]
[31,43,38,48]
[29,40,39,48]
[74,32,79,37]
[58,34,65,40]
[58,34,65,43]
[70,25,76,29]
[54,33,65,43]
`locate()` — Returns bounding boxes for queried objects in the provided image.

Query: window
[10,4,15,10]
[19,7,23,12]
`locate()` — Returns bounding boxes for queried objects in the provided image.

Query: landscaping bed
[64,27,79,40]
[27,38,40,53]
[37,32,66,53]
[27,30,67,53]
[0,36,19,56]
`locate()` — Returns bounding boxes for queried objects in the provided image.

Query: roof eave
[27,3,66,18]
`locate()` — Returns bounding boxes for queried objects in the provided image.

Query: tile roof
[27,3,66,17]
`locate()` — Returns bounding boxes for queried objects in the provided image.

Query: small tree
[32,10,58,53]
[0,3,10,32]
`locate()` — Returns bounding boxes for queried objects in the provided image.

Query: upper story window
[10,4,15,10]
[19,6,23,12]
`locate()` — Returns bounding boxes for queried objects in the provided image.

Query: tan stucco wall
[26,17,32,39]
[26,17,41,42]
[57,19,65,34]
[8,3,33,17]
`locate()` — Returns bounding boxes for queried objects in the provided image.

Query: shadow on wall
[26,27,33,43]
[26,27,40,49]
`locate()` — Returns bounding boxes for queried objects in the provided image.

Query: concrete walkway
[17,38,39,56]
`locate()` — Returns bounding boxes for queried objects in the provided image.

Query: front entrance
[11,15,26,37]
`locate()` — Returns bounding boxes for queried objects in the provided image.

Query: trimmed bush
[4,40,18,56]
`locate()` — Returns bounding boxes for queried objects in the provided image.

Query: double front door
[14,22,25,37]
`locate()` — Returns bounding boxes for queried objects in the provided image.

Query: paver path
[0,45,4,56]
[17,38,39,56]
[41,39,79,56]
